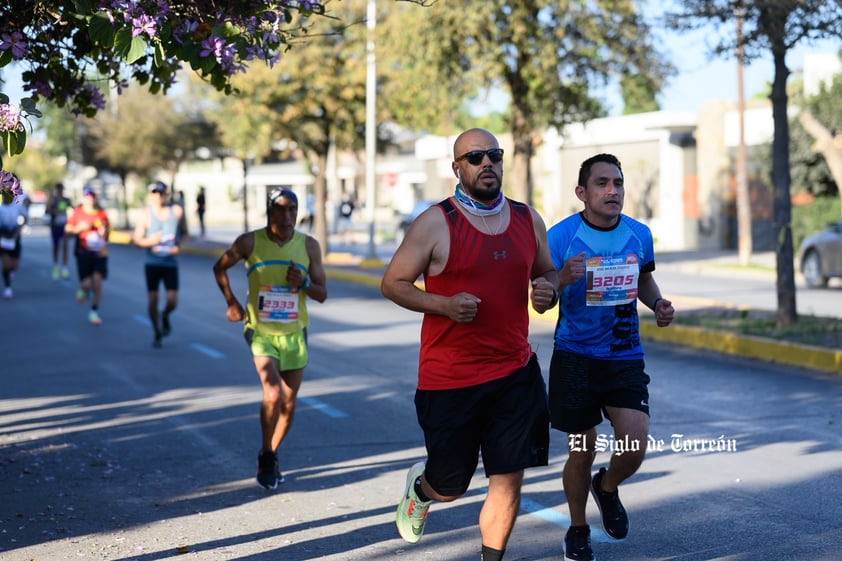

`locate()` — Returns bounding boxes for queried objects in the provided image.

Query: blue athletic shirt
[145,206,180,267]
[547,212,655,360]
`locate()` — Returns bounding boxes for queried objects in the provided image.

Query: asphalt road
[1,231,841,560]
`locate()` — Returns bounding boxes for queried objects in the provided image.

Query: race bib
[257,285,299,323]
[85,232,104,252]
[585,254,639,306]
[0,237,15,250]
[152,235,176,256]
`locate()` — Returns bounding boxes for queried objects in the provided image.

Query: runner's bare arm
[213,232,254,322]
[382,206,480,322]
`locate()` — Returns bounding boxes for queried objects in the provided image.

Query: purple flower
[115,78,130,95]
[199,36,226,59]
[0,31,27,59]
[132,14,157,37]
[0,103,22,133]
[32,80,53,98]
[83,85,107,111]
[174,20,199,44]
[0,171,23,202]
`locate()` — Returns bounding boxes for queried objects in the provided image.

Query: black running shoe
[256,451,283,489]
[591,467,629,539]
[153,333,162,348]
[564,525,594,561]
[161,310,171,336]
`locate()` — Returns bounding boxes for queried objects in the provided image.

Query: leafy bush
[791,196,841,250]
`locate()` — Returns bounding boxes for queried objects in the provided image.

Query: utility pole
[242,157,249,233]
[362,0,382,266]
[735,4,752,265]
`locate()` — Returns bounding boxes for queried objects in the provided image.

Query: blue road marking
[519,496,611,541]
[191,343,225,359]
[520,496,570,527]
[132,314,152,327]
[299,396,348,418]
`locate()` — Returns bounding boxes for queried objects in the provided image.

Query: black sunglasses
[456,148,504,165]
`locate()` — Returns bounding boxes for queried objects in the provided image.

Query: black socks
[481,544,504,561]
[413,477,431,502]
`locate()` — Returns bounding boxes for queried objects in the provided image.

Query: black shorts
[76,252,108,280]
[548,350,650,434]
[145,264,179,292]
[0,237,21,259]
[414,354,550,497]
[50,225,67,244]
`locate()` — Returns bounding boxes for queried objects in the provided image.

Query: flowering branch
[0,1,326,117]
[0,93,41,203]
[1,1,326,204]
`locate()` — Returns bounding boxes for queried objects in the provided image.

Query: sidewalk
[116,224,841,374]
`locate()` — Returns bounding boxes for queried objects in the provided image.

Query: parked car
[799,219,842,288]
[395,200,435,245]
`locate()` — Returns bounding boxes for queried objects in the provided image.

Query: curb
[639,321,842,374]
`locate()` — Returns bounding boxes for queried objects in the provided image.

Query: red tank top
[418,197,536,390]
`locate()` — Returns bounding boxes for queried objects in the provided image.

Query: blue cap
[82,186,96,197]
[268,187,298,206]
[148,181,167,194]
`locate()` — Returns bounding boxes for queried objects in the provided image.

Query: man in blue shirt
[547,153,675,561]
[133,181,188,348]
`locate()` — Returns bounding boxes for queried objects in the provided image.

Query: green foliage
[620,74,660,114]
[667,0,842,326]
[83,86,185,184]
[1,96,41,158]
[648,306,842,348]
[377,4,477,136]
[1,128,26,157]
[791,195,842,249]
[378,0,671,203]
[35,101,81,161]
[3,142,67,193]
[2,1,329,117]
[790,66,842,197]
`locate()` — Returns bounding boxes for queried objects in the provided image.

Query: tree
[83,87,185,226]
[794,67,842,214]
[207,1,397,255]
[0,1,328,117]
[201,61,290,235]
[668,0,842,327]
[0,93,39,201]
[0,0,327,200]
[620,74,660,115]
[375,1,672,205]
[0,0,432,209]
[377,4,481,136]
[3,136,66,193]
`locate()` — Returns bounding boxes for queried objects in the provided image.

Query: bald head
[453,128,498,160]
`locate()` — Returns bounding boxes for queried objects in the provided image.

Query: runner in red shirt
[382,128,559,561]
[66,186,110,325]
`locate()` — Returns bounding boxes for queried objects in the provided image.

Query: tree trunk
[510,141,533,206]
[769,48,797,326]
[509,105,534,206]
[735,11,752,265]
[313,153,329,258]
[119,169,130,230]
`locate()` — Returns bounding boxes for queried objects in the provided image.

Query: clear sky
[646,28,842,115]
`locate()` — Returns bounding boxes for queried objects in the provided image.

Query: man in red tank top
[382,128,559,561]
